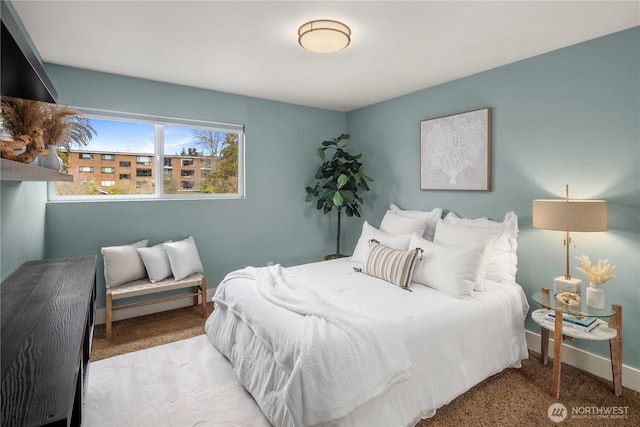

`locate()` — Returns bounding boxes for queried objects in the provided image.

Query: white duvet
[206,258,529,427]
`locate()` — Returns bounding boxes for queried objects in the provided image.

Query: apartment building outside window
[51,109,244,200]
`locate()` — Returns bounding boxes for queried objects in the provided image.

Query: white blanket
[214,265,412,426]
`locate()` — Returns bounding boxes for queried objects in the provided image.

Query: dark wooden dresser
[1,256,97,427]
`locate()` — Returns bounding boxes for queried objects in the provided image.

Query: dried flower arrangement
[1,97,95,162]
[575,255,616,284]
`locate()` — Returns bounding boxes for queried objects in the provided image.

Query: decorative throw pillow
[101,239,149,288]
[433,221,501,291]
[443,211,518,284]
[363,240,421,289]
[380,210,430,237]
[409,234,484,299]
[389,204,443,241]
[352,221,412,264]
[164,236,204,280]
[136,242,173,283]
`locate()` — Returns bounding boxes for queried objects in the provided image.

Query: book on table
[545,311,599,332]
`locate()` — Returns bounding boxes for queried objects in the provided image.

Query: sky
[84,118,204,156]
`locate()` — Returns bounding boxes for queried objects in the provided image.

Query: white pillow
[433,221,501,291]
[137,242,172,283]
[409,234,483,299]
[164,236,204,280]
[443,211,518,284]
[101,239,149,288]
[352,222,412,264]
[389,204,442,241]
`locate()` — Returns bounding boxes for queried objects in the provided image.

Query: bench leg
[200,276,208,318]
[106,291,113,339]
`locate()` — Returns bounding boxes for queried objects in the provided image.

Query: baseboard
[526,330,640,392]
[95,288,216,325]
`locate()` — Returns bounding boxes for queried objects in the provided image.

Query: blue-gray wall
[346,27,639,369]
[0,181,47,281]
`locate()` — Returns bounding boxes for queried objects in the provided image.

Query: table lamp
[532,185,607,294]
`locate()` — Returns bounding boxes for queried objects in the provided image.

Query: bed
[205,208,529,427]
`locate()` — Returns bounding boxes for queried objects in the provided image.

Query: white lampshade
[298,20,351,53]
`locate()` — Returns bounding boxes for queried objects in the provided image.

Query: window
[137,156,152,165]
[101,180,115,187]
[51,110,244,200]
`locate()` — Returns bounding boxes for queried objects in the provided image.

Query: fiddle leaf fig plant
[305,133,372,258]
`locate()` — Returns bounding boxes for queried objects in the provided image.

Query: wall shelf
[1,158,73,182]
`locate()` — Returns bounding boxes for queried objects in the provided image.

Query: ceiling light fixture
[298,20,351,53]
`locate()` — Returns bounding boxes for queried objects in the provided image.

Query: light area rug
[85,334,271,427]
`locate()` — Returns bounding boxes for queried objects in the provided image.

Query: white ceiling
[11,0,640,112]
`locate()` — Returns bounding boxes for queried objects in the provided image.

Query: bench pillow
[164,236,204,280]
[137,242,173,283]
[101,239,149,288]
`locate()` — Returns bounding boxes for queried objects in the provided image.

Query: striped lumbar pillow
[363,239,421,289]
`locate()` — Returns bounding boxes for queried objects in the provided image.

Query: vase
[41,145,63,171]
[586,282,605,309]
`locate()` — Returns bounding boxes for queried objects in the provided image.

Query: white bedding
[206,257,529,427]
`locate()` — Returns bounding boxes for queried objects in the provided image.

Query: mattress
[206,257,529,426]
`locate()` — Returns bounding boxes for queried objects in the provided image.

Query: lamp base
[553,276,582,295]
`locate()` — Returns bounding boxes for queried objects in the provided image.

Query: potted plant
[305,133,372,259]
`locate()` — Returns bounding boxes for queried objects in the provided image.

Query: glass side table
[531,288,622,399]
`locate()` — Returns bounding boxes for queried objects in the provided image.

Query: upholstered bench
[106,272,207,339]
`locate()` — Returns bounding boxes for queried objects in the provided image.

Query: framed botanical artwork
[420,107,492,191]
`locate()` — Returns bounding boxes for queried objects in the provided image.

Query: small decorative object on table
[575,255,616,309]
[555,291,581,307]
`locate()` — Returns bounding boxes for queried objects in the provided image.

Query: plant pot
[586,282,605,309]
[323,254,349,261]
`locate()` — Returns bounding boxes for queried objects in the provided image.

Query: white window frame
[49,108,245,202]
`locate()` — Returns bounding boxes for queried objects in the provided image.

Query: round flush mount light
[298,20,351,53]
